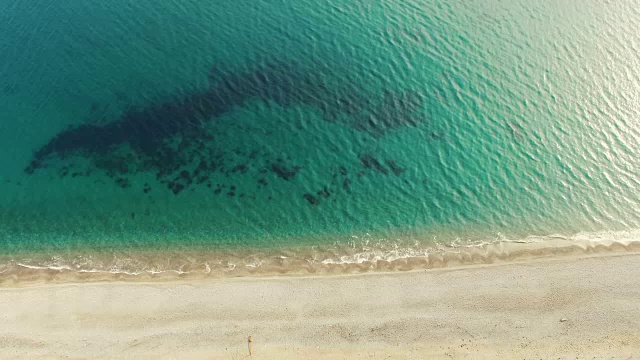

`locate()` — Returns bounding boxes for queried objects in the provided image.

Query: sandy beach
[2,252,640,359]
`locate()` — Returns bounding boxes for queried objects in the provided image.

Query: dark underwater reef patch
[353,90,423,136]
[24,60,422,201]
[359,154,406,176]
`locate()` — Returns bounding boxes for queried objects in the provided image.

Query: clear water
[1,0,639,276]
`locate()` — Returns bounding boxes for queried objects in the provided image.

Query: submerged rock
[303,193,319,205]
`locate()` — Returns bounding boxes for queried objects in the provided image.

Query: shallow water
[1,0,639,277]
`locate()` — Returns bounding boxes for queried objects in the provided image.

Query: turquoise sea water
[1,0,639,275]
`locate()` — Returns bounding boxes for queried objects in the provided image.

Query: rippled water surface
[0,0,639,276]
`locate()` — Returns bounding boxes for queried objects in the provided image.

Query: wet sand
[2,253,640,359]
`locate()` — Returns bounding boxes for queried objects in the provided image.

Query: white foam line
[5,229,640,277]
[15,263,197,276]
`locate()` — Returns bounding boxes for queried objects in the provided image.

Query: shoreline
[1,233,640,286]
[2,252,640,358]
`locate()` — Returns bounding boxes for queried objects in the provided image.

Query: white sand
[2,253,640,359]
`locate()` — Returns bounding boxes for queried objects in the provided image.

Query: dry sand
[2,253,640,359]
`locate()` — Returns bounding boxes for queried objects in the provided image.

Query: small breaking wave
[1,230,640,286]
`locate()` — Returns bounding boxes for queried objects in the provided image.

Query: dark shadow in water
[354,90,423,135]
[25,60,424,202]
